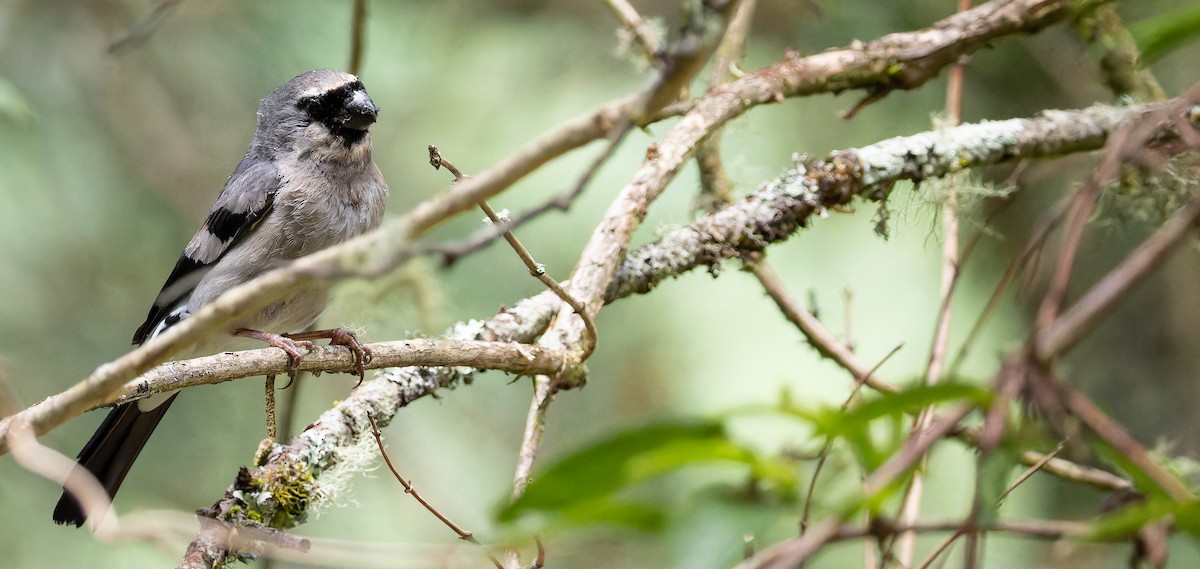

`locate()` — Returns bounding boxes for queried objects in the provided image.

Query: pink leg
[234,328,315,379]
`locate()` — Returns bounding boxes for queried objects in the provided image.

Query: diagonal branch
[609,100,1176,300]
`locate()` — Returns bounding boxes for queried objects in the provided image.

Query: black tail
[52,395,178,527]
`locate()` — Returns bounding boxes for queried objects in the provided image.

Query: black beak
[341,90,379,130]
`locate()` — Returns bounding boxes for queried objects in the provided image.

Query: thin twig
[512,376,555,498]
[694,0,757,210]
[1053,376,1193,501]
[799,344,903,535]
[366,415,504,569]
[505,376,555,569]
[428,145,599,362]
[749,263,899,393]
[348,0,368,75]
[108,0,184,55]
[429,123,633,267]
[948,194,1073,375]
[276,374,304,441]
[997,440,1066,507]
[915,528,965,569]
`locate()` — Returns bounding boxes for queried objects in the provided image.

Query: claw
[285,328,372,387]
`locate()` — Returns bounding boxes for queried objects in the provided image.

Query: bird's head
[256,69,381,157]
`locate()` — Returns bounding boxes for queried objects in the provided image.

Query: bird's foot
[285,328,373,387]
[234,328,314,382]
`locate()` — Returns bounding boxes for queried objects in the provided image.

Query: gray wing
[132,156,281,344]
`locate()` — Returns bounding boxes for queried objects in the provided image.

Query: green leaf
[554,498,668,532]
[498,418,795,523]
[1087,497,1177,541]
[1131,3,1200,65]
[1093,440,1180,502]
[1173,500,1200,538]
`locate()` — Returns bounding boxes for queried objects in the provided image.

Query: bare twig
[949,194,1074,375]
[915,529,966,569]
[429,123,633,267]
[504,376,555,569]
[348,0,368,75]
[428,145,598,363]
[694,0,757,210]
[799,344,903,534]
[366,415,504,569]
[997,440,1066,506]
[750,263,899,393]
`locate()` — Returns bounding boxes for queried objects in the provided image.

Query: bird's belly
[243,284,330,333]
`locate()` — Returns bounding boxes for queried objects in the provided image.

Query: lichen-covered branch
[182,291,559,565]
[547,0,1116,364]
[609,101,1172,299]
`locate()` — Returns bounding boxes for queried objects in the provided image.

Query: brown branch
[948,194,1074,375]
[1036,194,1200,359]
[1053,374,1194,501]
[1,338,563,446]
[902,3,975,552]
[264,377,277,441]
[749,262,899,393]
[504,376,555,569]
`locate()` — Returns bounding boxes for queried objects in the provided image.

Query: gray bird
[53,69,388,527]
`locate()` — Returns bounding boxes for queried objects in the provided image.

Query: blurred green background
[3,1,1200,567]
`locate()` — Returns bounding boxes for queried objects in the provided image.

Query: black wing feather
[132,157,280,344]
